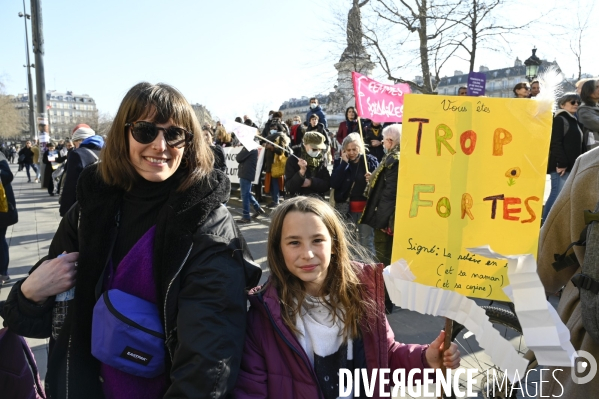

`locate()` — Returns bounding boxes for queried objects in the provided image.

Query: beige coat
[538,147,599,396]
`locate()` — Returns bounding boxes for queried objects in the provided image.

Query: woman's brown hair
[99,82,214,191]
[266,196,376,341]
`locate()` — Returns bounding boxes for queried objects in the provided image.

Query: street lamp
[524,47,542,83]
[18,0,36,141]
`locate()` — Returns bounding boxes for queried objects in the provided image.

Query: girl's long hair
[267,196,376,341]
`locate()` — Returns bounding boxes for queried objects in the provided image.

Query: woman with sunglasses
[513,82,531,98]
[2,82,261,399]
[542,92,586,221]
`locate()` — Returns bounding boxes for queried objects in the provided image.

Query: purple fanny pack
[91,289,165,378]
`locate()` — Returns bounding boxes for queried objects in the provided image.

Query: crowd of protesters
[2,76,599,397]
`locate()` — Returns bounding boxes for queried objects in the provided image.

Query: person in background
[55,139,74,196]
[59,132,104,217]
[262,111,288,137]
[234,196,460,398]
[331,133,378,253]
[578,79,599,151]
[203,128,226,172]
[215,125,232,147]
[364,120,385,162]
[285,132,330,199]
[289,115,304,149]
[236,143,266,223]
[72,125,95,148]
[2,82,261,399]
[42,141,58,196]
[8,145,16,163]
[360,124,401,313]
[336,106,361,145]
[530,80,540,98]
[17,141,38,183]
[0,149,16,283]
[542,93,585,221]
[263,123,290,208]
[31,141,41,183]
[457,86,468,96]
[305,97,327,128]
[513,82,531,98]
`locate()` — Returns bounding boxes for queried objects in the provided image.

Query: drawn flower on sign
[505,167,521,186]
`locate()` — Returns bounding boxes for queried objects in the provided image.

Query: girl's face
[347,108,356,120]
[128,118,185,182]
[515,85,530,98]
[310,117,318,127]
[280,211,332,296]
[560,99,580,114]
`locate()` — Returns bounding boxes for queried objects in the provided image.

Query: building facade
[436,58,564,97]
[16,91,98,138]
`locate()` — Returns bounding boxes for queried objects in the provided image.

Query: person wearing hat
[42,142,58,196]
[284,131,330,199]
[59,128,103,216]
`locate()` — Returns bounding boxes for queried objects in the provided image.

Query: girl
[234,196,460,398]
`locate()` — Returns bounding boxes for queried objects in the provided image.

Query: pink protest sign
[352,72,411,122]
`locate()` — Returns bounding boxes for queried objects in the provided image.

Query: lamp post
[18,1,36,141]
[524,47,542,83]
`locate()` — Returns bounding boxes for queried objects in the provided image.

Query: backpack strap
[552,209,599,272]
[571,273,599,294]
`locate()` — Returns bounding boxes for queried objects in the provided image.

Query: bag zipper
[103,291,165,339]
[164,243,193,359]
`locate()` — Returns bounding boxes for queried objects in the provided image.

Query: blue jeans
[0,226,8,276]
[543,171,570,220]
[240,178,260,219]
[271,177,280,204]
[350,211,374,254]
[24,163,39,181]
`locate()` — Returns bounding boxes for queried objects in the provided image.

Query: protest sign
[392,95,552,301]
[222,120,259,150]
[352,72,411,122]
[222,146,264,184]
[467,72,487,96]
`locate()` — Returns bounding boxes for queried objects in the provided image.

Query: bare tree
[446,0,536,73]
[569,2,593,82]
[0,80,26,139]
[252,102,271,129]
[96,111,113,136]
[364,0,462,93]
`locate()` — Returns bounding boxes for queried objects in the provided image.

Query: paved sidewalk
[0,163,61,380]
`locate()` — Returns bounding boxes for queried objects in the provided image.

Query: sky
[1,0,597,124]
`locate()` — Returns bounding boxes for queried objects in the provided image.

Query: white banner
[222,120,259,150]
[222,146,265,184]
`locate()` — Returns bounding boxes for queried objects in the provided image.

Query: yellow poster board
[393,95,552,301]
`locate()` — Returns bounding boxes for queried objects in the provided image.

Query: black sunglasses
[569,100,581,106]
[125,121,193,149]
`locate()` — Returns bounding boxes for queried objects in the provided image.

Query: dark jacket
[364,124,386,162]
[578,105,599,150]
[59,144,101,216]
[330,155,379,203]
[211,145,226,172]
[547,110,585,173]
[360,148,399,231]
[18,147,34,164]
[234,263,429,398]
[0,153,16,212]
[42,149,57,182]
[284,154,330,199]
[2,165,262,399]
[305,105,328,128]
[236,147,258,181]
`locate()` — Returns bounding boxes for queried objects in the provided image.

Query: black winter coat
[330,154,379,203]
[547,110,585,173]
[2,165,261,399]
[364,125,386,162]
[284,154,330,199]
[59,144,101,216]
[18,147,34,164]
[0,153,16,212]
[360,149,399,231]
[236,147,258,181]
